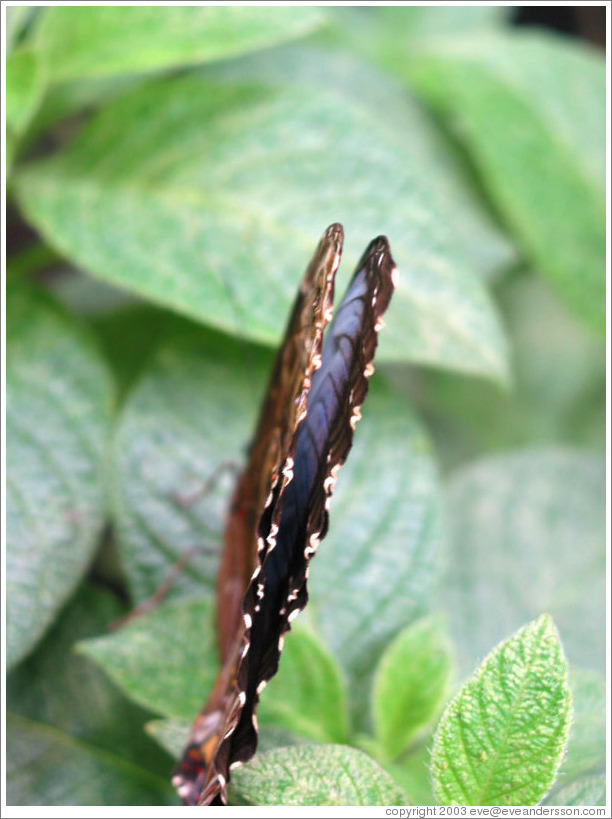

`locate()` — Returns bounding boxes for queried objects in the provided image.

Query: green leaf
[78,597,219,721]
[6,48,45,135]
[443,448,605,677]
[207,45,517,286]
[432,615,571,806]
[15,65,509,380]
[372,617,453,760]
[406,33,605,333]
[230,745,407,806]
[6,585,176,806]
[545,670,606,804]
[259,626,348,744]
[35,6,326,82]
[6,288,114,669]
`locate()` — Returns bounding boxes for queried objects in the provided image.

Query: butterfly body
[173,225,396,805]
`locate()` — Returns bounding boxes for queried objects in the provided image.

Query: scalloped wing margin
[200,235,397,805]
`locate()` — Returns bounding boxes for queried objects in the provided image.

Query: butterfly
[173,224,397,805]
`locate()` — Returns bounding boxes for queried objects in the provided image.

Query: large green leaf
[207,45,517,285]
[443,448,605,676]
[432,615,571,806]
[230,745,406,806]
[34,6,326,82]
[6,585,176,806]
[16,65,509,380]
[404,33,605,332]
[6,288,114,669]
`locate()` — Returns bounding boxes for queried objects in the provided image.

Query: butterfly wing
[194,235,396,805]
[173,223,343,805]
[212,236,397,795]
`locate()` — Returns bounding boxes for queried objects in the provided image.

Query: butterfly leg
[107,542,219,631]
[169,459,238,509]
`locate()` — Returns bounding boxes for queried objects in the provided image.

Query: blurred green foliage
[6,6,605,807]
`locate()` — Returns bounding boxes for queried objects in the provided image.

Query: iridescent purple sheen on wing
[173,228,396,806]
